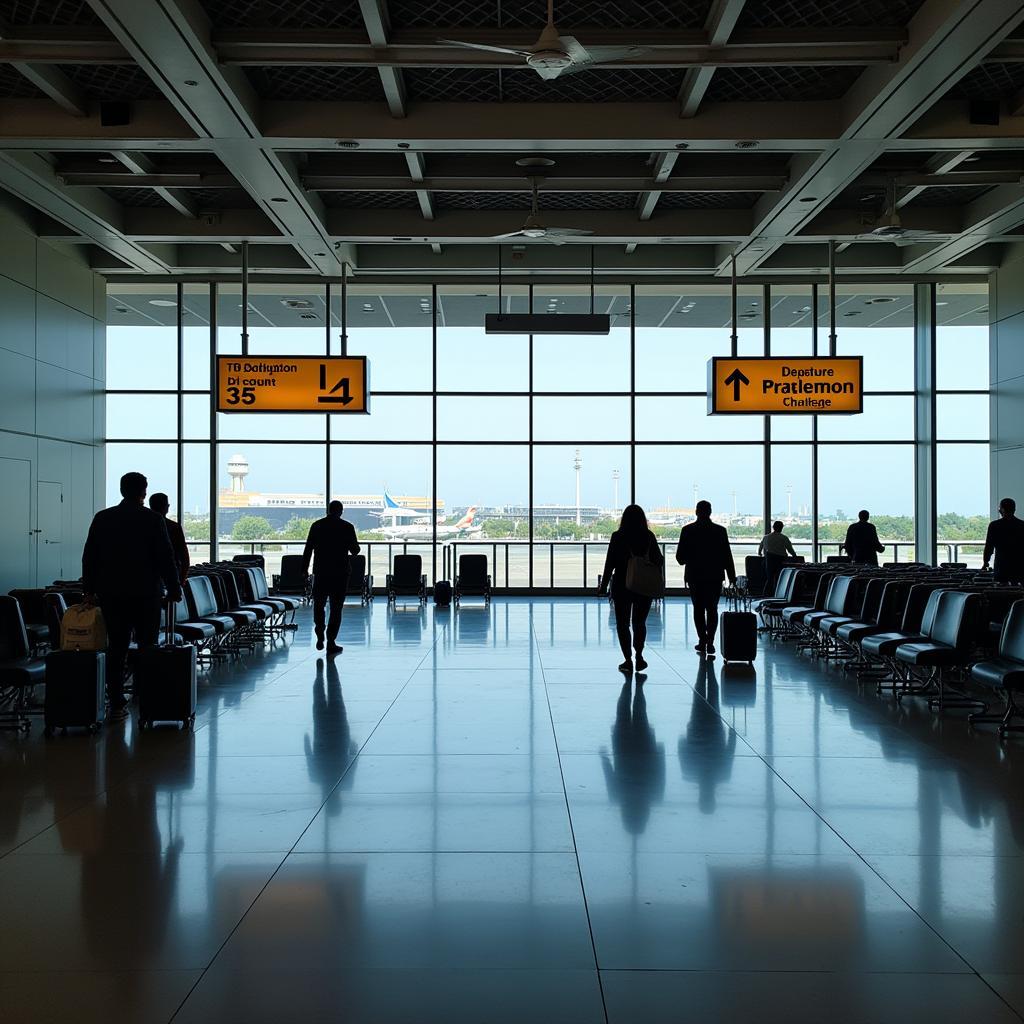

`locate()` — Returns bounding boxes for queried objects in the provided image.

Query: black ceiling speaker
[969,100,1000,126]
[100,101,131,127]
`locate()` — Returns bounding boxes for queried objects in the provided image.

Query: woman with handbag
[598,504,665,674]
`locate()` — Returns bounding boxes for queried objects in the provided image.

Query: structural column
[914,283,937,565]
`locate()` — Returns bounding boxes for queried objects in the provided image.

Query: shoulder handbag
[625,540,665,599]
[61,602,108,651]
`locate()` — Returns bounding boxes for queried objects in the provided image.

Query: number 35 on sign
[216,356,369,413]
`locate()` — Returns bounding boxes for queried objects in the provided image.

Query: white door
[0,457,32,590]
[37,479,64,584]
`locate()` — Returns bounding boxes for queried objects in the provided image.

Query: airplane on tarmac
[381,507,482,541]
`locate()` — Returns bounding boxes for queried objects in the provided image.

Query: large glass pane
[817,444,914,561]
[937,393,989,441]
[217,411,327,442]
[106,394,177,439]
[182,443,211,560]
[437,445,528,587]
[534,396,630,441]
[334,286,432,391]
[936,282,989,391]
[216,443,325,576]
[330,443,434,584]
[634,444,765,576]
[106,283,177,390]
[817,395,913,441]
[183,394,210,439]
[105,443,177,510]
[818,284,914,391]
[635,284,763,393]
[437,396,528,441]
[636,396,763,442]
[937,443,990,567]
[533,286,630,392]
[438,284,528,392]
[770,444,814,559]
[330,396,431,441]
[182,283,211,390]
[769,284,816,356]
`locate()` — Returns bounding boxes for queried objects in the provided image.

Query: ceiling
[0,0,1022,280]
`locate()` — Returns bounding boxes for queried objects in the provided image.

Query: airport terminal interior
[4,0,1024,1021]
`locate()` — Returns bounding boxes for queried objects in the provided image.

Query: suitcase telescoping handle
[165,597,175,647]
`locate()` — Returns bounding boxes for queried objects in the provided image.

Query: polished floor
[4,598,1024,1023]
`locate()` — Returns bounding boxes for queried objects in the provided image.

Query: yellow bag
[61,603,107,651]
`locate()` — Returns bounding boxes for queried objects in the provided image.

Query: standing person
[149,492,190,584]
[983,497,1024,584]
[759,520,797,594]
[82,472,182,719]
[598,504,664,673]
[842,510,885,565]
[301,500,361,655]
[675,500,736,658]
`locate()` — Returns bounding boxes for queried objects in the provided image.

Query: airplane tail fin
[456,506,478,528]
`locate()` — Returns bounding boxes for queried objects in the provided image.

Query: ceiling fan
[856,179,946,247]
[438,0,649,81]
[494,175,593,245]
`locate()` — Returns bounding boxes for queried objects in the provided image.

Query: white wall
[0,197,105,592]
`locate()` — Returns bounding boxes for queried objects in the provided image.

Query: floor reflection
[305,657,359,813]
[600,679,665,833]
[679,660,737,813]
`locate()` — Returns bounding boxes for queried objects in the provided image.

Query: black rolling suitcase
[43,651,106,735]
[720,587,757,665]
[135,601,197,730]
[434,580,452,607]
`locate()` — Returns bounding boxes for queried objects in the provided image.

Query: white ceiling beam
[727,0,1024,277]
[0,149,171,271]
[86,0,344,275]
[894,150,976,208]
[636,151,679,221]
[404,150,435,221]
[9,62,87,115]
[678,0,748,118]
[112,150,198,218]
[357,0,406,118]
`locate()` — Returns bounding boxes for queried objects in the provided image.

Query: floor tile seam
[166,641,439,1024]
[530,611,610,1024]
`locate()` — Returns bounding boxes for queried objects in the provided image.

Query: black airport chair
[0,595,45,732]
[970,599,1024,737]
[9,588,51,653]
[273,554,312,604]
[43,591,68,650]
[346,554,373,604]
[387,554,427,605]
[454,554,492,607]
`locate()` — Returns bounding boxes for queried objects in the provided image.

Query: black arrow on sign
[724,367,750,402]
[318,364,354,405]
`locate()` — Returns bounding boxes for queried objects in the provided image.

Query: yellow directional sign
[216,356,369,413]
[708,356,863,415]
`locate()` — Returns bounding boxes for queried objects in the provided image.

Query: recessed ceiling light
[675,142,689,150]
[184,79,198,86]
[336,139,360,149]
[936,301,949,306]
[844,311,861,317]
[115,306,129,313]
[516,157,555,168]
[735,140,758,149]
[314,252,326,257]
[800,196,818,202]
[393,236,412,241]
[270,196,287,203]
[149,298,176,307]
[871,296,897,303]
[398,142,410,149]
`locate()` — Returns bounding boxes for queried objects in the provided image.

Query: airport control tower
[227,453,249,493]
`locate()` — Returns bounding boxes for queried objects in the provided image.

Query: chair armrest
[385,574,394,586]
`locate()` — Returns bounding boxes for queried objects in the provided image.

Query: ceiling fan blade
[558,35,592,65]
[582,44,649,63]
[493,230,529,240]
[437,38,530,57]
[545,227,594,237]
[533,64,568,80]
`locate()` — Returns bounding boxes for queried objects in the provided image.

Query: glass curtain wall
[104,280,990,587]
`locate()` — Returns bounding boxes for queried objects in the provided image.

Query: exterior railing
[185,537,989,590]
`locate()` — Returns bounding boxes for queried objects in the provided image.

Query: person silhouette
[678,659,736,814]
[598,504,664,673]
[842,510,885,565]
[301,500,361,654]
[675,500,736,658]
[759,520,797,594]
[82,471,181,719]
[149,492,190,584]
[599,679,665,834]
[983,497,1024,584]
